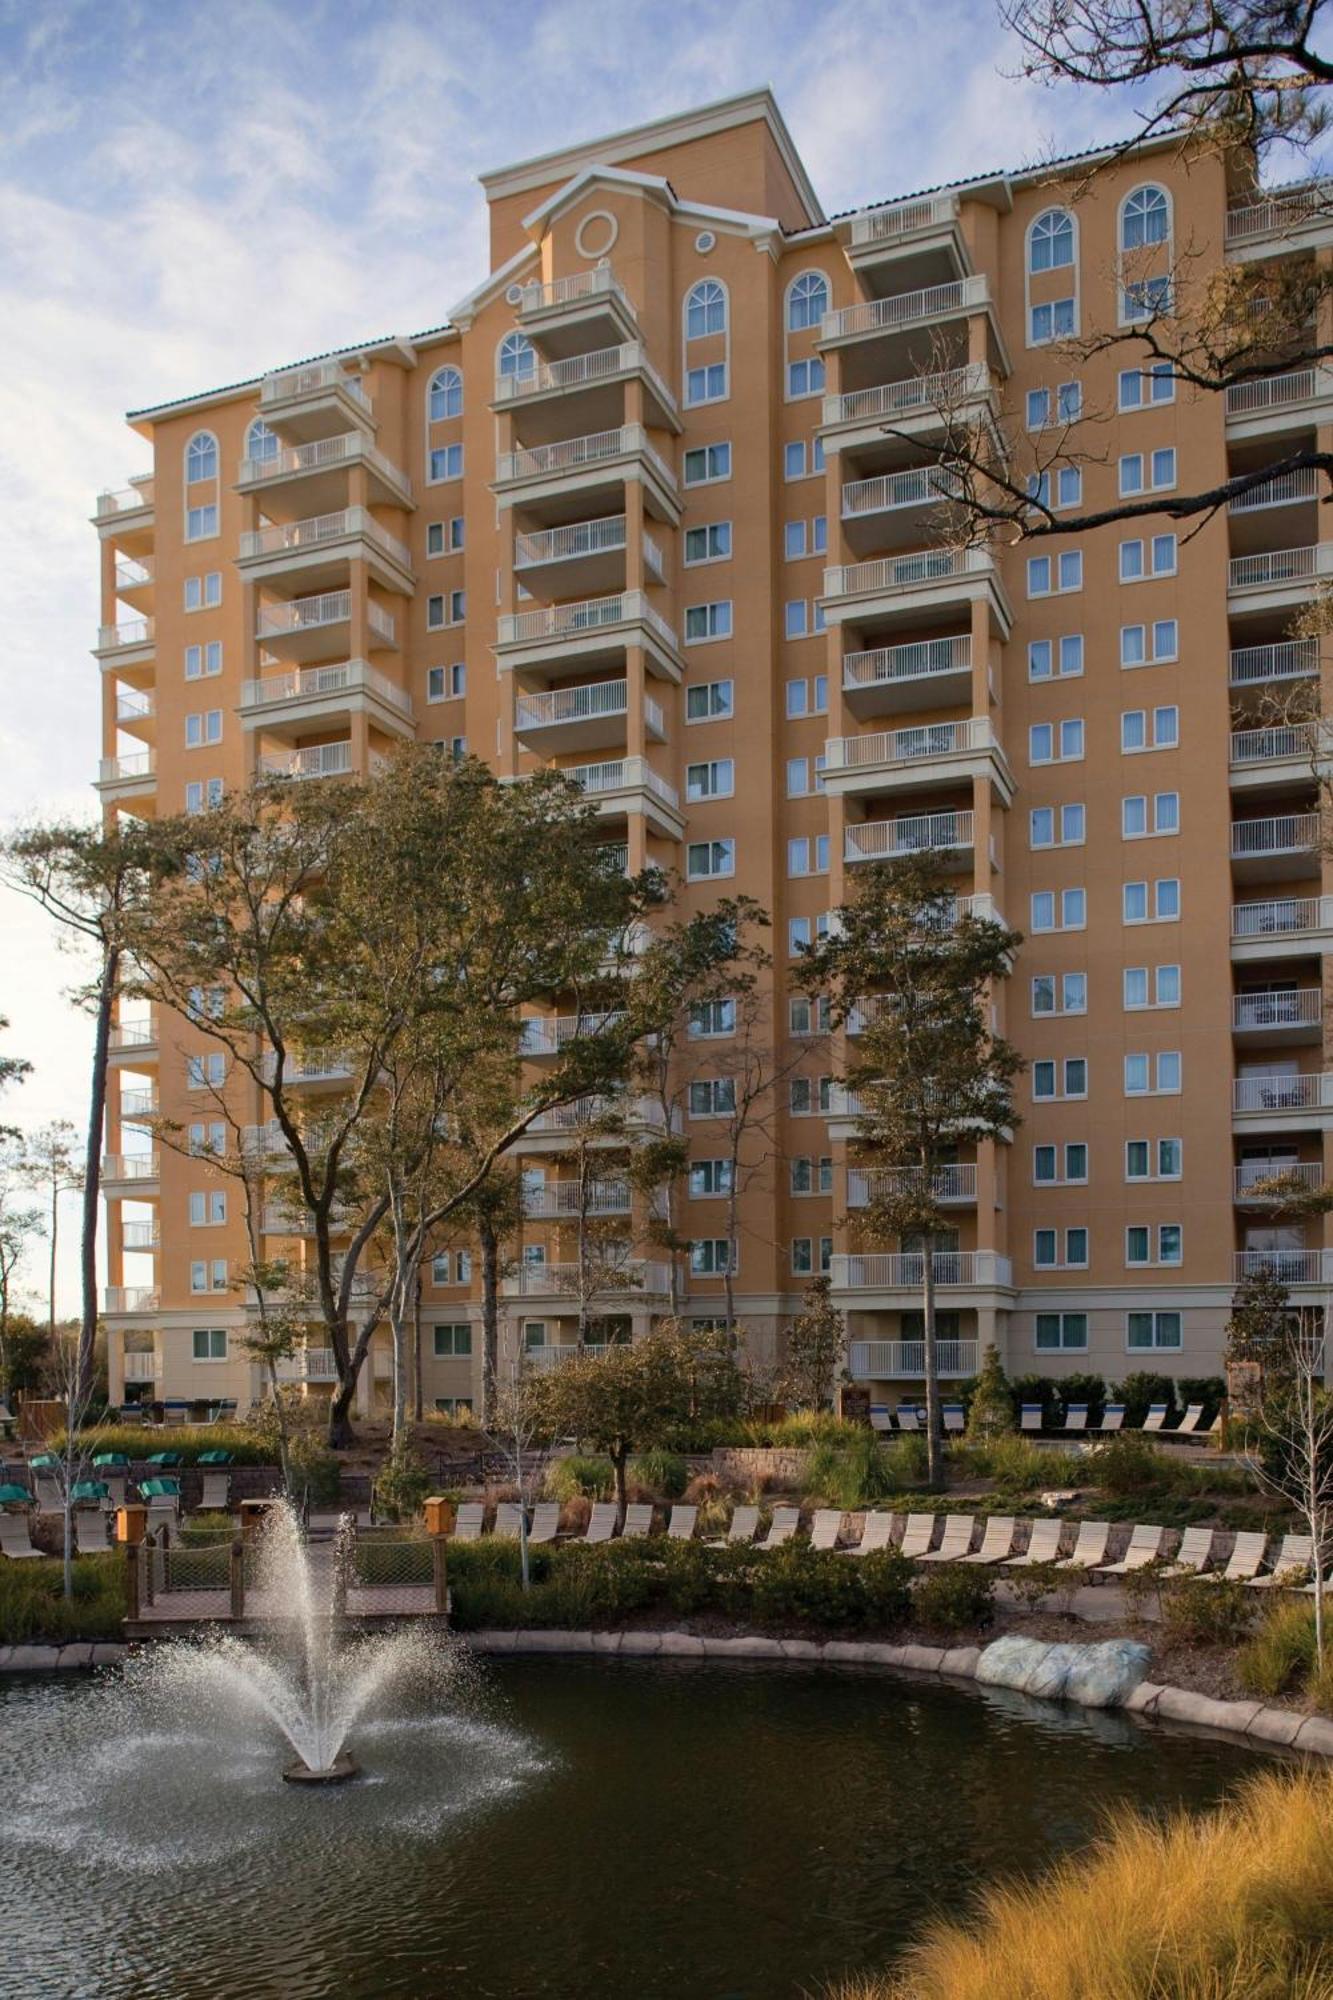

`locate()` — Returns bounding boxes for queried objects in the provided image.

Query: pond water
[0,1654,1262,2000]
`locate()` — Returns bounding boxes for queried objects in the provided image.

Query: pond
[0,1654,1262,2000]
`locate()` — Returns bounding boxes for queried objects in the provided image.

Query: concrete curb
[461,1628,1333,1756]
[0,1643,126,1672]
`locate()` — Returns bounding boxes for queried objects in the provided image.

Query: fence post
[143,1531,155,1609]
[230,1536,245,1621]
[124,1539,140,1623]
[432,1535,448,1618]
[332,1526,349,1620]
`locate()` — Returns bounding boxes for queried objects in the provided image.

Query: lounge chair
[808,1509,844,1551]
[896,1513,936,1559]
[1142,1404,1169,1433]
[33,1475,62,1513]
[847,1512,896,1557]
[1247,1534,1314,1589]
[1096,1523,1165,1576]
[198,1471,231,1512]
[720,1505,760,1545]
[869,1406,893,1433]
[102,1473,129,1510]
[583,1503,618,1544]
[492,1503,525,1538]
[1099,1404,1126,1433]
[163,1403,190,1429]
[957,1515,1016,1565]
[757,1507,799,1551]
[1002,1517,1064,1568]
[528,1503,561,1544]
[894,1408,921,1433]
[1304,1569,1333,1598]
[1019,1404,1043,1433]
[1063,1404,1089,1433]
[145,1497,179,1534]
[666,1505,697,1541]
[0,1514,41,1560]
[1175,1404,1213,1438]
[622,1503,654,1539]
[942,1405,965,1435]
[1195,1530,1266,1584]
[1055,1521,1111,1570]
[73,1510,109,1557]
[916,1514,975,1563]
[452,1502,484,1542]
[1159,1526,1216,1578]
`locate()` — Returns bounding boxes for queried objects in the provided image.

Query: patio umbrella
[93,1453,131,1468]
[146,1450,182,1467]
[27,1453,58,1470]
[0,1483,31,1505]
[71,1481,109,1505]
[198,1449,233,1465]
[140,1477,181,1498]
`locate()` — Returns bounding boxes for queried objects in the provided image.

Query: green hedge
[57,1423,276,1466]
[0,1556,127,1644]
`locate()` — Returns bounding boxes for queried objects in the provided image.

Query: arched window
[1029,209,1075,274]
[685,278,726,340]
[245,418,278,463]
[498,332,535,380]
[787,271,829,331]
[185,431,218,483]
[429,366,463,421]
[1121,186,1169,251]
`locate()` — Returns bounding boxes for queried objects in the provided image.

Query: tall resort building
[93,89,1333,1418]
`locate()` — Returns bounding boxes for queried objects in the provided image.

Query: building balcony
[1225,180,1333,259]
[833,1249,1012,1295]
[848,1337,980,1380]
[260,1048,355,1088]
[1233,1249,1333,1286]
[513,678,664,754]
[96,751,156,805]
[519,1009,627,1058]
[1233,1071,1333,1128]
[101,1153,160,1198]
[258,359,373,442]
[839,191,967,287]
[1232,895,1333,959]
[274,1347,341,1384]
[561,755,682,836]
[522,1177,633,1218]
[1229,638,1320,689]
[821,273,992,348]
[520,1341,625,1372]
[519,1094,678,1155]
[491,341,679,435]
[238,507,413,595]
[824,716,1011,803]
[512,264,639,356]
[120,1219,161,1251]
[237,431,411,511]
[840,466,962,556]
[239,658,413,739]
[103,1286,160,1317]
[114,688,156,740]
[847,1164,977,1208]
[501,1258,669,1302]
[845,808,975,869]
[92,479,155,552]
[1234,1161,1325,1203]
[820,363,995,458]
[494,423,678,524]
[1230,468,1321,519]
[495,589,681,683]
[513,513,664,599]
[1230,811,1320,882]
[256,741,357,782]
[1233,988,1324,1043]
[122,1351,159,1384]
[94,618,155,667]
[1226,366,1333,441]
[1228,543,1333,610]
[1229,722,1327,794]
[823,547,1009,639]
[114,555,155,613]
[839,632,972,718]
[1228,469,1320,558]
[254,590,396,662]
[109,1019,159,1065]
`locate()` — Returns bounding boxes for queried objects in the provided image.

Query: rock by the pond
[976,1634,1151,1707]
[974,1634,1049,1691]
[1062,1639,1152,1709]
[1024,1642,1087,1700]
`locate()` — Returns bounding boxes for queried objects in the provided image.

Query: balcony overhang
[258,368,376,444]
[494,596,682,684]
[822,552,1011,642]
[823,725,1013,804]
[239,659,414,741]
[493,432,679,528]
[235,435,412,514]
[237,524,413,598]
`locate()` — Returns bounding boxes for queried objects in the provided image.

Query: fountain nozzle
[282,1753,360,1786]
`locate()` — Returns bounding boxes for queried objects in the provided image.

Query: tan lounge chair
[1019,1405,1043,1433]
[583,1502,618,1543]
[1096,1523,1165,1576]
[894,1408,921,1433]
[1247,1533,1313,1589]
[1303,1568,1333,1598]
[622,1503,654,1539]
[1142,1404,1169,1433]
[1195,1530,1266,1584]
[33,1475,61,1514]
[1099,1404,1126,1433]
[145,1497,179,1535]
[492,1503,525,1538]
[847,1512,896,1557]
[0,1514,41,1560]
[942,1405,965,1434]
[666,1505,697,1541]
[809,1509,844,1552]
[199,1471,231,1512]
[1063,1405,1089,1433]
[916,1514,975,1563]
[719,1505,760,1545]
[73,1510,109,1557]
[102,1473,129,1510]
[896,1513,936,1560]
[452,1501,484,1541]
[1003,1518,1064,1568]
[1055,1521,1111,1570]
[957,1516,1016,1565]
[1159,1525,1216,1578]
[757,1506,799,1551]
[1175,1404,1212,1437]
[528,1502,561,1544]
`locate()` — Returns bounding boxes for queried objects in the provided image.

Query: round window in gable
[695,230,717,255]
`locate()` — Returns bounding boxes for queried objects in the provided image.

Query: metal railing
[102,1153,160,1183]
[497,588,677,652]
[121,1220,160,1249]
[98,751,155,785]
[822,363,986,429]
[95,482,154,519]
[1232,895,1333,939]
[1235,1161,1324,1196]
[1226,368,1325,416]
[525,1094,675,1136]
[514,514,627,567]
[1233,989,1323,1031]
[834,1252,1011,1290]
[241,658,412,715]
[841,632,970,692]
[1228,544,1333,591]
[841,466,958,517]
[239,431,409,494]
[516,265,634,315]
[1230,812,1320,857]
[501,1259,669,1298]
[849,192,959,247]
[110,1021,157,1050]
[515,679,654,732]
[565,755,679,809]
[1229,639,1320,684]
[115,557,153,592]
[846,810,974,862]
[1233,1072,1333,1113]
[122,1353,158,1382]
[1229,468,1320,513]
[493,341,675,416]
[274,1348,340,1383]
[97,618,154,651]
[519,1009,626,1055]
[822,274,988,341]
[257,742,354,780]
[849,1338,980,1378]
[1233,1249,1333,1284]
[255,593,396,646]
[240,507,411,569]
[825,716,995,774]
[103,1286,160,1313]
[261,360,371,410]
[847,1164,977,1206]
[1225,181,1333,244]
[119,1087,158,1119]
[1230,723,1320,765]
[825,547,992,599]
[496,424,674,487]
[115,691,155,725]
[522,1179,633,1216]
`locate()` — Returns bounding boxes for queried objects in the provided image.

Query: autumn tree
[780,1275,846,1410]
[804,853,1023,1490]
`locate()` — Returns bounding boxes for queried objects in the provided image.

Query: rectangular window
[689,999,736,1039]
[185,1052,225,1089]
[1034,1227,1088,1268]
[1118,448,1176,497]
[188,1191,227,1225]
[1127,1224,1182,1267]
[1028,718,1084,764]
[686,839,735,881]
[689,1158,735,1197]
[1118,364,1175,410]
[431,1250,472,1286]
[1125,1138,1183,1181]
[1127,1310,1182,1351]
[1030,297,1075,344]
[1027,551,1083,597]
[686,679,733,722]
[1033,1142,1087,1185]
[1028,636,1085,681]
[1124,274,1173,320]
[1121,705,1179,752]
[184,572,222,611]
[684,601,733,643]
[784,600,808,639]
[1030,889,1086,932]
[185,710,222,748]
[191,1329,227,1361]
[685,758,735,800]
[1033,1057,1087,1100]
[184,642,222,680]
[689,1079,737,1118]
[791,1237,814,1275]
[685,523,732,565]
[1026,387,1051,429]
[1030,803,1085,848]
[787,357,826,397]
[433,1323,473,1357]
[1036,1312,1088,1351]
[428,443,464,482]
[1031,972,1087,1016]
[1119,534,1177,581]
[783,439,823,478]
[787,836,829,878]
[690,1239,735,1275]
[787,914,830,957]
[1125,1050,1182,1095]
[189,1259,229,1294]
[683,443,731,486]
[686,363,728,406]
[1120,619,1178,667]
[185,504,218,542]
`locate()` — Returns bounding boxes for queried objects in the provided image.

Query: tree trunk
[480,1212,500,1426]
[48,1180,58,1339]
[722,1169,739,1347]
[326,1376,357,1450]
[412,1274,423,1424]
[80,945,117,1407]
[921,1238,944,1491]
[611,1440,628,1531]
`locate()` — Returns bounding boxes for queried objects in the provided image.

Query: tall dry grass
[827,1766,1333,2000]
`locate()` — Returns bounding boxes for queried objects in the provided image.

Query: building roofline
[478,85,824,227]
[124,332,437,428]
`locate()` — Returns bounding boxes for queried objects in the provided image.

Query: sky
[0,0,1146,1309]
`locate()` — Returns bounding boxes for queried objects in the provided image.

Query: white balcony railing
[97,618,153,652]
[496,423,674,488]
[516,265,634,315]
[1229,468,1320,514]
[102,1153,159,1183]
[274,1347,340,1383]
[110,1021,157,1051]
[261,360,371,410]
[241,658,412,716]
[257,742,353,781]
[115,557,153,593]
[1232,896,1333,940]
[95,482,154,520]
[825,716,996,775]
[103,1286,160,1314]
[825,547,993,600]
[841,466,957,517]
[1233,990,1324,1032]
[115,690,155,726]
[514,680,663,736]
[1233,1072,1333,1114]
[238,431,409,493]
[1233,1249,1333,1284]
[119,1088,158,1120]
[122,1352,158,1382]
[120,1220,160,1250]
[1230,723,1321,766]
[1228,544,1333,592]
[822,274,989,342]
[841,633,970,694]
[1229,639,1320,685]
[1230,812,1320,858]
[834,1251,1011,1290]
[519,1010,626,1057]
[1225,181,1333,245]
[493,341,674,413]
[501,1259,669,1299]
[849,192,958,248]
[239,507,411,570]
[1226,368,1327,417]
[849,1338,979,1379]
[566,756,679,810]
[846,810,974,863]
[98,752,155,786]
[514,514,627,568]
[497,589,677,653]
[1235,1161,1324,1197]
[847,1164,977,1206]
[255,591,396,647]
[525,1094,674,1137]
[822,364,987,432]
[522,1179,633,1217]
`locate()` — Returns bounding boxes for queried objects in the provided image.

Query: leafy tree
[18,1122,82,1340]
[0,1013,31,1138]
[0,1150,41,1400]
[1242,1306,1333,1666]
[1227,1262,1298,1370]
[804,853,1023,1490]
[780,1276,846,1410]
[965,1344,1015,1440]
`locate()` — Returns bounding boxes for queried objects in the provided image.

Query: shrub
[661,1537,716,1616]
[288,1435,341,1508]
[979,1435,1047,1491]
[177,1511,237,1546]
[1006,1560,1065,1615]
[963,1345,1013,1440]
[372,1440,431,1522]
[1058,1373,1107,1425]
[1111,1371,1179,1428]
[1177,1376,1226,1421]
[1087,1432,1172,1498]
[913,1563,995,1635]
[1159,1576,1252,1649]
[1237,1597,1318,1696]
[61,1422,275,1466]
[628,1448,688,1500]
[1309,1650,1333,1716]
[544,1455,614,1502]
[856,1549,915,1629]
[805,1431,902,1508]
[1120,1558,1171,1625]
[882,1433,929,1488]
[0,1556,127,1643]
[1008,1374,1060,1427]
[753,1544,867,1628]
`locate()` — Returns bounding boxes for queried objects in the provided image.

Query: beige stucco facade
[92,89,1333,1417]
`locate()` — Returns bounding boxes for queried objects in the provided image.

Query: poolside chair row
[1018,1401,1218,1438]
[844,1513,1324,1588]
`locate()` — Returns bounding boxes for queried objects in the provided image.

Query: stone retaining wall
[0,1644,126,1672]
[708,1447,812,1486]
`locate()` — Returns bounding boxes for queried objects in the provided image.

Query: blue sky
[0,0,1143,1307]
